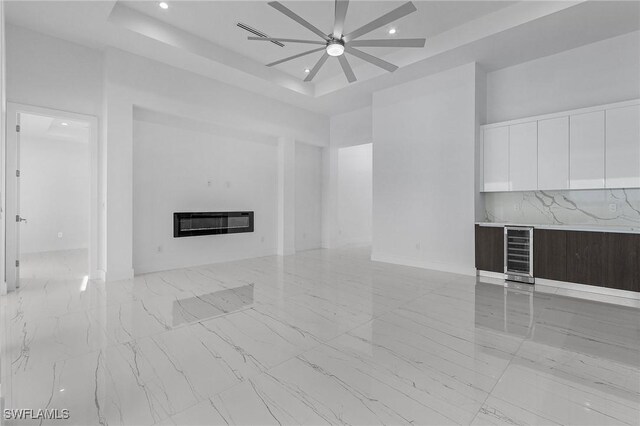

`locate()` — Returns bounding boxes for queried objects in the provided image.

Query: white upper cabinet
[605,104,640,188]
[569,111,605,189]
[508,122,538,191]
[538,116,569,190]
[483,126,509,192]
[480,100,639,192]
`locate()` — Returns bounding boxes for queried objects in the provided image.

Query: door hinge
[15,125,20,132]
[15,260,19,267]
[16,170,20,177]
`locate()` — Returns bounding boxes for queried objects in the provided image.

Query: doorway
[5,104,98,291]
[337,143,373,247]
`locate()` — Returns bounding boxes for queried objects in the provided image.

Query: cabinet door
[606,104,640,188]
[570,111,605,189]
[538,117,569,190]
[475,225,504,273]
[483,126,509,192]
[566,231,608,286]
[533,229,566,281]
[606,233,640,292]
[509,122,538,191]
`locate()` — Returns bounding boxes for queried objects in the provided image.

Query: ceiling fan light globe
[326,42,345,57]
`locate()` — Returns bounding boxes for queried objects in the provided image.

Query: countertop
[475,222,640,234]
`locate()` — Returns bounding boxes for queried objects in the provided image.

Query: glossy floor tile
[1,248,639,425]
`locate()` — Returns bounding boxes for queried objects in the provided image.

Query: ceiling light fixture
[326,40,345,57]
[61,122,69,126]
[304,68,310,73]
[159,2,169,10]
[248,1,426,83]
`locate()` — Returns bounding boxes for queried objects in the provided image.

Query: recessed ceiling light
[304,68,310,73]
[388,28,397,35]
[61,122,69,126]
[159,2,169,10]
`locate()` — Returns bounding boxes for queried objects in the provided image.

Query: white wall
[20,136,89,254]
[133,119,278,274]
[485,32,640,222]
[487,31,640,123]
[372,63,478,275]
[337,143,372,247]
[5,25,103,116]
[330,106,372,148]
[295,143,322,251]
[323,106,373,248]
[1,1,6,293]
[103,48,329,280]
[5,25,104,274]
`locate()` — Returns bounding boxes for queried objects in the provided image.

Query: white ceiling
[20,113,90,144]
[5,1,640,115]
[121,1,515,81]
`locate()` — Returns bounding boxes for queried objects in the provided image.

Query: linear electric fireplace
[173,211,254,237]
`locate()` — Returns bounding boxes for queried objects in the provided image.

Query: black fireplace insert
[174,211,254,237]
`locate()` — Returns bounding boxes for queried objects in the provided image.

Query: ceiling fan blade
[333,0,350,38]
[337,55,356,83]
[349,38,425,48]
[343,2,417,42]
[248,37,326,45]
[266,47,326,67]
[268,2,330,41]
[304,52,329,82]
[345,46,398,72]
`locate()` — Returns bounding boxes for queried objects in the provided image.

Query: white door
[605,104,640,188]
[6,112,25,290]
[508,122,537,191]
[483,126,509,192]
[570,111,605,189]
[538,116,569,190]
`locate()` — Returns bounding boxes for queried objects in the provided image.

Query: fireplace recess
[173,211,254,237]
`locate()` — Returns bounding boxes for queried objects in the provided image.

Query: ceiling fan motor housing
[326,39,345,57]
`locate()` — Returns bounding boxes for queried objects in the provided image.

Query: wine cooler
[504,226,534,284]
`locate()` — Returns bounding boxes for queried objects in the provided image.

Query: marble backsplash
[483,189,640,227]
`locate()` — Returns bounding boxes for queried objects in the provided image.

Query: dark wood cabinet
[606,233,640,292]
[566,231,608,287]
[475,225,504,273]
[475,225,639,293]
[533,229,566,281]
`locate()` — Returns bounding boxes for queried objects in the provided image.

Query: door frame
[5,103,100,291]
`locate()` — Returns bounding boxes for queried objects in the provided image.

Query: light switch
[57,232,63,239]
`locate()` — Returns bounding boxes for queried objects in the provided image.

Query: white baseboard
[91,269,106,282]
[536,278,640,301]
[133,249,277,276]
[476,270,640,307]
[104,268,135,283]
[478,270,504,280]
[372,253,476,276]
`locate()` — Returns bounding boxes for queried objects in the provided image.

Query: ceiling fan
[247,1,426,83]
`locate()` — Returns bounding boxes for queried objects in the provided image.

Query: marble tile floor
[1,248,638,425]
